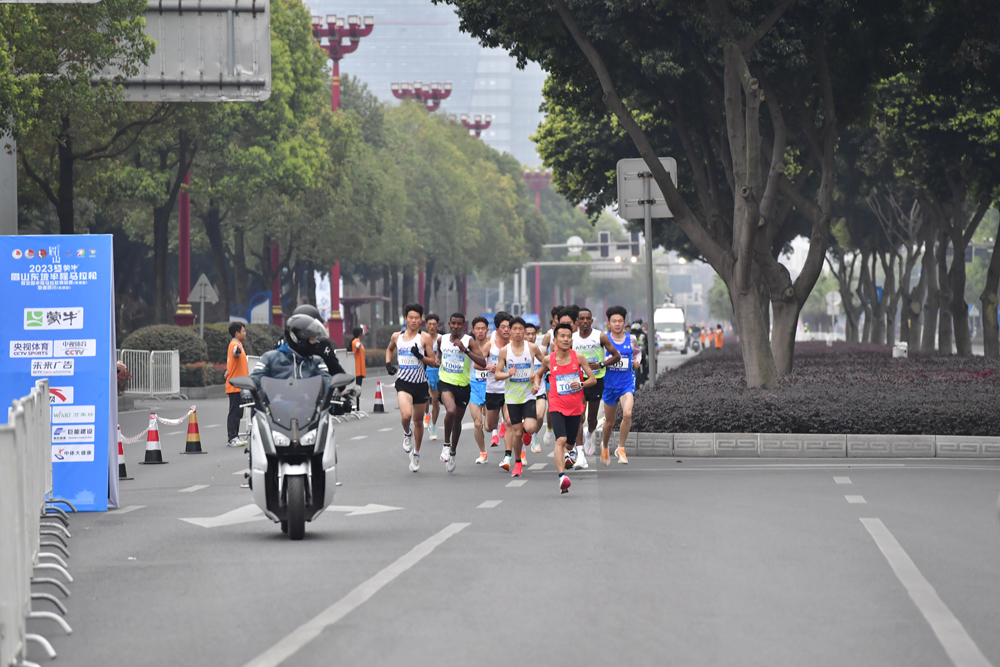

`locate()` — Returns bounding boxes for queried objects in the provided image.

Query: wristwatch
[599,360,605,368]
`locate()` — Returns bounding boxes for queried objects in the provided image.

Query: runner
[494,317,546,476]
[385,303,440,472]
[485,312,512,468]
[524,322,548,454]
[532,322,596,493]
[538,306,562,355]
[556,307,581,468]
[571,306,620,469]
[423,314,443,441]
[600,305,642,465]
[437,312,488,473]
[468,316,492,464]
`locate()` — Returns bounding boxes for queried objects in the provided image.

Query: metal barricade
[117,348,151,396]
[116,349,183,399]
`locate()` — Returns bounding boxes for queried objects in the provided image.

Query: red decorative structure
[270,242,283,327]
[523,168,552,318]
[174,171,195,326]
[460,113,492,138]
[391,82,452,112]
[310,13,373,346]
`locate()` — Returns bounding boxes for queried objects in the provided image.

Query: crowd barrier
[117,349,183,399]
[0,380,75,667]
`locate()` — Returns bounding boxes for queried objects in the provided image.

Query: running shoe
[567,448,578,465]
[615,447,629,465]
[408,450,420,472]
[423,414,430,428]
[403,432,413,453]
[585,431,596,458]
[228,437,246,447]
[475,452,488,464]
[530,435,541,454]
[520,449,527,465]
[490,433,500,447]
[512,461,523,477]
[440,445,451,463]
[447,450,457,473]
[559,474,571,494]
[573,452,589,470]
[499,422,506,438]
[500,455,511,472]
[522,431,532,446]
[543,431,554,448]
[601,447,611,467]
[430,424,437,441]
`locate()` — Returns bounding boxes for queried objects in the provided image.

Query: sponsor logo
[37,249,46,259]
[49,246,60,263]
[54,339,96,357]
[51,425,94,443]
[52,444,95,463]
[25,249,34,258]
[9,340,53,358]
[89,249,96,257]
[52,405,95,424]
[76,249,85,257]
[31,359,74,377]
[49,387,74,404]
[24,308,84,330]
[12,249,22,259]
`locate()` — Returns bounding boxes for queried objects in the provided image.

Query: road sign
[188,273,219,304]
[566,235,584,256]
[825,291,842,306]
[97,0,271,102]
[615,157,678,219]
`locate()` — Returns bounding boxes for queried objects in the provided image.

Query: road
[26,378,1000,667]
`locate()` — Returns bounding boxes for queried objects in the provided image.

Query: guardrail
[1,380,74,666]
[116,349,183,399]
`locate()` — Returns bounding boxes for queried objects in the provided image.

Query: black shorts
[485,392,505,412]
[438,381,471,408]
[550,412,582,442]
[395,378,429,405]
[584,376,605,402]
[506,400,536,425]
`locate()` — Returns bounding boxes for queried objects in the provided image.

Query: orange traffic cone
[183,406,205,454]
[373,381,385,413]
[139,414,167,464]
[118,426,133,480]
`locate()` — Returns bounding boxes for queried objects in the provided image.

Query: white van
[653,305,687,352]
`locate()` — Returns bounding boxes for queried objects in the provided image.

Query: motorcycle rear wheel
[287,476,306,540]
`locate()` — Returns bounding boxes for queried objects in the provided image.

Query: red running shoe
[512,461,522,477]
[559,475,571,493]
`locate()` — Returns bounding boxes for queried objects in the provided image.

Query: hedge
[180,362,227,387]
[120,325,208,364]
[202,323,234,364]
[632,343,1000,436]
[244,323,283,356]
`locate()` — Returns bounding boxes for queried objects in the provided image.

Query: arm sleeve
[248,352,269,389]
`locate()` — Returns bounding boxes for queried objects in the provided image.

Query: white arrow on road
[327,504,402,516]
[180,503,402,527]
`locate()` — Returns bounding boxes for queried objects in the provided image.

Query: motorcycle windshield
[260,375,324,430]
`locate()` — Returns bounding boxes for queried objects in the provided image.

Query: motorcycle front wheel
[286,476,306,540]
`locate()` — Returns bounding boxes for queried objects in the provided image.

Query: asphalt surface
[26,376,1000,667]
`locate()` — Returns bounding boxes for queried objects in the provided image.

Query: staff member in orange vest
[225,322,249,447]
[699,327,707,351]
[349,326,366,412]
[715,324,724,349]
[707,327,715,351]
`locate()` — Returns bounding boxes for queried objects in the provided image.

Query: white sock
[492,429,498,438]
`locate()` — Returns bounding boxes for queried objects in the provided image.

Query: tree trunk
[152,198,172,323]
[390,265,400,325]
[948,239,972,356]
[730,273,778,388]
[57,116,75,235]
[402,268,414,310]
[980,233,1000,358]
[883,256,898,346]
[770,297,799,375]
[306,261,316,306]
[936,232,953,354]
[201,203,231,317]
[423,259,436,313]
[232,227,248,312]
[382,267,392,326]
[856,250,872,343]
[921,236,939,352]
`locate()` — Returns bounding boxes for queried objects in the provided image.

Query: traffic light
[599,231,610,258]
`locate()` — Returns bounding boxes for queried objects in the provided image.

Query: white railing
[116,349,183,399]
[1,379,69,666]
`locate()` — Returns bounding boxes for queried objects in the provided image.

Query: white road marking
[350,436,368,441]
[242,523,469,667]
[378,428,394,432]
[834,476,852,484]
[166,431,184,436]
[462,422,475,429]
[204,424,220,429]
[477,500,502,509]
[108,505,145,514]
[528,463,547,471]
[233,469,249,475]
[181,504,264,528]
[861,518,992,667]
[506,480,527,487]
[179,485,209,493]
[846,495,866,504]
[326,504,402,516]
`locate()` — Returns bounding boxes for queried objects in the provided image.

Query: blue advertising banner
[0,235,117,512]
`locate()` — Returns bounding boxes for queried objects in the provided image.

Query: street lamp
[460,113,492,137]
[391,82,452,111]
[310,13,373,342]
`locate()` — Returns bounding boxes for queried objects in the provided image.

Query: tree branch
[739,0,796,54]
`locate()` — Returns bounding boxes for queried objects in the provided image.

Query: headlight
[271,430,290,447]
[300,431,317,446]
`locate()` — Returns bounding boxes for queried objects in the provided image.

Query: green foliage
[707,276,734,326]
[180,362,226,387]
[244,324,283,356]
[120,325,208,364]
[201,324,234,365]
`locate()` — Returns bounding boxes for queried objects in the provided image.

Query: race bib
[608,357,629,371]
[510,363,531,382]
[398,348,419,367]
[555,372,581,395]
[473,369,489,381]
[442,351,465,374]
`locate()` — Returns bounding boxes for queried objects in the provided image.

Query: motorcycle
[230,372,355,540]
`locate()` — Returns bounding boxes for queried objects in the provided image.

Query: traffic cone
[139,414,167,464]
[183,406,205,454]
[117,426,133,480]
[373,381,385,413]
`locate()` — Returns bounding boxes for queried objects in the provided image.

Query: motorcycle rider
[272,304,349,378]
[252,314,335,391]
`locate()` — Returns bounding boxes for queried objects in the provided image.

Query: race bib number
[608,357,629,371]
[442,351,465,374]
[399,349,419,367]
[555,373,581,395]
[473,369,489,381]
[510,363,531,382]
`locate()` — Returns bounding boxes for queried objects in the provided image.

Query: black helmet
[292,304,322,321]
[284,314,328,357]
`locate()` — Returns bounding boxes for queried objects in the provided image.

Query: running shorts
[506,400,536,425]
[438,381,471,408]
[602,382,634,406]
[470,380,486,407]
[426,366,440,391]
[395,378,429,405]
[550,411,582,442]
[583,376,605,402]
[485,392,505,412]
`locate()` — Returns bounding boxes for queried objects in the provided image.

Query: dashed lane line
[528,463,547,471]
[108,505,145,514]
[834,476,853,484]
[506,480,527,488]
[179,485,209,493]
[378,428,394,432]
[846,495,866,504]
[351,436,368,440]
[477,500,502,509]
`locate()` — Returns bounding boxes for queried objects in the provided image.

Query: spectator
[349,326,366,411]
[715,324,724,350]
[226,322,249,447]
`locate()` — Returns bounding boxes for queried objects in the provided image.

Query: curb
[613,432,1000,459]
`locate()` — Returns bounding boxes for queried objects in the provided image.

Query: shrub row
[632,343,1000,436]
[180,362,227,387]
[120,323,285,364]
